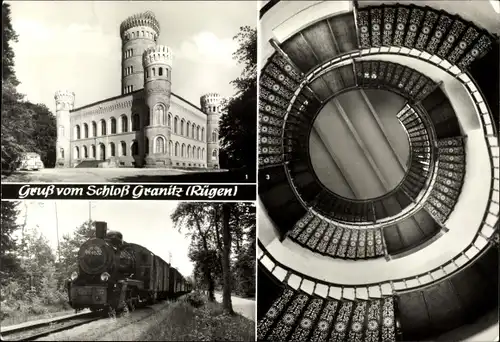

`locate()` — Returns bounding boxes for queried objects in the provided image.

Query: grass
[140,292,255,341]
[0,307,75,327]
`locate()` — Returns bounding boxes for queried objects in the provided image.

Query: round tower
[201,93,223,169]
[142,45,173,167]
[120,11,159,95]
[54,90,75,168]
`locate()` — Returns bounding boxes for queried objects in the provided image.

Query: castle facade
[55,11,223,169]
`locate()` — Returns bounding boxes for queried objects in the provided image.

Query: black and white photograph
[2,1,257,183]
[257,1,499,341]
[1,200,256,341]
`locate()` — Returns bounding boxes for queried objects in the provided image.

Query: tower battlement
[142,45,173,68]
[200,93,222,108]
[120,11,160,38]
[54,90,75,109]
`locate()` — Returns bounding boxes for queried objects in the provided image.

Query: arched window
[196,147,200,159]
[212,149,217,159]
[109,142,116,157]
[211,130,218,142]
[167,113,172,127]
[155,136,166,154]
[83,146,88,159]
[84,124,89,138]
[159,68,163,76]
[75,125,81,139]
[187,145,191,158]
[153,104,166,125]
[120,141,127,156]
[92,121,97,137]
[59,148,64,159]
[132,114,140,131]
[91,145,96,158]
[168,141,173,156]
[192,146,196,159]
[110,117,117,134]
[145,137,149,155]
[187,121,191,137]
[175,142,179,157]
[192,123,195,138]
[174,116,179,133]
[99,143,106,160]
[100,119,106,136]
[120,115,128,133]
[197,126,200,140]
[181,144,185,158]
[152,68,156,77]
[202,148,205,159]
[131,141,139,156]
[74,146,79,159]
[180,119,185,135]
[201,128,205,141]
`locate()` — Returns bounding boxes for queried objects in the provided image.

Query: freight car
[66,221,191,312]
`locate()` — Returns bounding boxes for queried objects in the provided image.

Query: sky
[15,200,194,277]
[7,1,257,113]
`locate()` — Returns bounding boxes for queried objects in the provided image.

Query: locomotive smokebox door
[95,221,108,239]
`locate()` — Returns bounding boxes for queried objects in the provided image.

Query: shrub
[184,291,205,308]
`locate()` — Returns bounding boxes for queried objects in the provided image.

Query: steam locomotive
[66,221,191,312]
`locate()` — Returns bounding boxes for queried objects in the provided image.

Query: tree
[219,26,257,172]
[171,203,216,301]
[0,201,22,284]
[2,3,19,85]
[221,203,234,315]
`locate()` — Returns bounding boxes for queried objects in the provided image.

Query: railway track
[1,312,102,341]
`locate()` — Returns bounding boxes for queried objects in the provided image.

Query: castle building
[55,11,224,169]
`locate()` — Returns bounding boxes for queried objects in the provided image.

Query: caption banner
[2,184,256,201]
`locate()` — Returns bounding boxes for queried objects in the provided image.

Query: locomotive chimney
[95,221,107,239]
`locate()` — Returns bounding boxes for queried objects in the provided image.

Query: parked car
[15,152,44,171]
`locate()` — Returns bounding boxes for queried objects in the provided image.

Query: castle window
[121,115,128,133]
[99,143,105,160]
[110,117,117,134]
[197,126,200,140]
[180,119,185,135]
[92,121,97,137]
[131,141,138,156]
[145,137,149,155]
[132,114,140,131]
[131,66,133,74]
[187,121,191,136]
[75,125,81,139]
[187,145,191,158]
[74,146,79,159]
[146,69,149,78]
[109,142,116,157]
[197,147,200,159]
[201,128,205,141]
[168,141,173,156]
[120,141,127,156]
[159,68,163,76]
[202,148,205,159]
[141,31,144,37]
[131,85,134,92]
[154,136,166,154]
[192,124,195,139]
[91,145,96,158]
[167,113,172,127]
[153,104,166,126]
[100,119,106,136]
[175,142,179,157]
[84,123,89,138]
[212,149,217,159]
[83,146,88,159]
[59,148,64,159]
[152,68,156,77]
[212,130,218,142]
[192,146,196,159]
[174,116,179,134]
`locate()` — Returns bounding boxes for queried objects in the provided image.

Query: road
[1,168,241,183]
[214,293,255,321]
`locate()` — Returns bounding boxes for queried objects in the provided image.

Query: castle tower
[54,90,75,168]
[142,45,173,167]
[120,11,159,95]
[200,93,223,169]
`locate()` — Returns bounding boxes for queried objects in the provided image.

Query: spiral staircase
[257,1,499,341]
